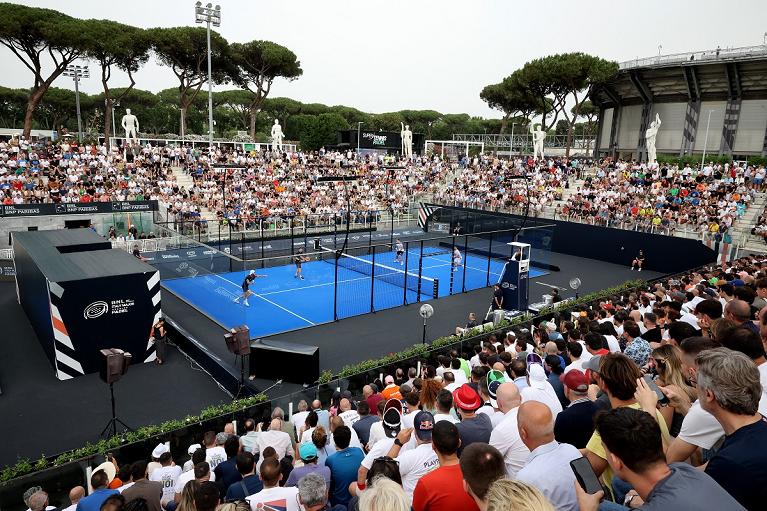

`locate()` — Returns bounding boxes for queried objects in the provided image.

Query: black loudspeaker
[249,339,319,384]
[225,325,251,355]
[99,349,132,384]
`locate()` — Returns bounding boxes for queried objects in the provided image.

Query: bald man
[338,398,360,427]
[62,487,86,511]
[256,419,293,460]
[725,299,760,334]
[487,382,529,478]
[311,399,331,431]
[516,401,581,511]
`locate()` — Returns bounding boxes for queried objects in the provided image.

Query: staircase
[169,165,217,221]
[731,191,767,253]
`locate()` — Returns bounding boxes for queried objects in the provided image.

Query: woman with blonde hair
[486,479,554,511]
[358,477,410,511]
[650,343,696,436]
[176,480,199,511]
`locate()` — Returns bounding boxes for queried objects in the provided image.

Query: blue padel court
[163,247,547,338]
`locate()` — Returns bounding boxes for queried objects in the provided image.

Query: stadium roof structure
[592,45,767,107]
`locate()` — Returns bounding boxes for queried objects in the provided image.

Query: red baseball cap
[452,384,482,411]
[561,369,589,393]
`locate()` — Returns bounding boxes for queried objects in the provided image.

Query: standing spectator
[325,425,364,507]
[381,375,402,400]
[575,407,744,511]
[245,458,301,511]
[460,443,506,511]
[699,348,767,510]
[121,461,163,511]
[297,472,345,511]
[257,419,293,460]
[554,370,600,449]
[520,364,563,417]
[292,401,310,438]
[311,400,331,432]
[224,452,262,501]
[77,471,119,511]
[622,321,652,368]
[717,327,767,415]
[202,432,226,471]
[387,411,439,497]
[239,419,259,455]
[148,453,182,509]
[338,398,360,427]
[193,482,219,511]
[352,400,379,447]
[516,401,580,511]
[453,384,493,455]
[285,444,331,488]
[413,421,478,511]
[363,385,383,416]
[488,382,529,477]
[433,389,458,424]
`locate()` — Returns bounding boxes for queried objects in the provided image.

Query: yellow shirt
[585,403,671,497]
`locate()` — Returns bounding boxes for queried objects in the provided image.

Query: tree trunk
[500,114,509,135]
[565,124,574,158]
[104,98,113,147]
[23,88,46,139]
[180,106,187,138]
[249,107,257,141]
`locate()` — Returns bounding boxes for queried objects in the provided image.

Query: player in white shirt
[394,239,405,265]
[452,247,463,272]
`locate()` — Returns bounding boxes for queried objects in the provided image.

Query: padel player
[631,249,646,271]
[233,269,266,307]
[452,246,463,272]
[294,248,310,280]
[395,239,405,265]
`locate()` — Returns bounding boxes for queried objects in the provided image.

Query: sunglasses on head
[374,456,399,464]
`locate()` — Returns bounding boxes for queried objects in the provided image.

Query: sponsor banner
[1,201,158,217]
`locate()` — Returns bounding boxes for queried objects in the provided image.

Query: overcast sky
[2,0,766,118]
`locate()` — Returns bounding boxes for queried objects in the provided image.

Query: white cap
[187,443,202,455]
[249,270,255,275]
[151,442,170,458]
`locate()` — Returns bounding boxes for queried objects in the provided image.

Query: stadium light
[63,64,89,142]
[195,2,221,150]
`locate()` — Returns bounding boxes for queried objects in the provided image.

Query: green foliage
[655,154,736,167]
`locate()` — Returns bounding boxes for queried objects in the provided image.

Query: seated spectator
[224,452,262,501]
[297,472,345,511]
[285,443,331,488]
[460,443,506,511]
[485,479,555,511]
[338,398,360,428]
[272,407,298,446]
[554,370,600,449]
[724,299,759,334]
[453,384,493,454]
[174,451,215,504]
[516,401,580,511]
[622,321,652,368]
[213,435,242,493]
[77,470,119,511]
[325,425,364,507]
[246,458,300,511]
[203,432,226,471]
[456,313,479,336]
[386,411,438,497]
[575,407,744,511]
[357,477,410,511]
[148,452,182,509]
[698,348,767,510]
[349,452,403,507]
[121,462,163,511]
[380,375,402,400]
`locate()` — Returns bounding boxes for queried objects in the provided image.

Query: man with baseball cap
[365,398,402,449]
[285,443,331,488]
[554,369,600,449]
[453,384,493,455]
[387,411,439,497]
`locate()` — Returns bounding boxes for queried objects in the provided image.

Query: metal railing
[619,44,767,70]
[451,133,596,151]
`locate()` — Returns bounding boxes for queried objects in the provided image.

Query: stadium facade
[591,45,767,161]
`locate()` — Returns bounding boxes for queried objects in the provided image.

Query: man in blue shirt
[214,436,242,493]
[76,470,118,511]
[285,443,331,487]
[324,426,364,507]
[224,452,262,501]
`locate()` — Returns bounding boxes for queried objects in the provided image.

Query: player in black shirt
[294,248,310,280]
[233,270,266,307]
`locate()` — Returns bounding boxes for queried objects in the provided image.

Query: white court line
[260,274,370,295]
[213,273,317,326]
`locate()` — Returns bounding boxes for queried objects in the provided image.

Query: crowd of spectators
[23,254,767,511]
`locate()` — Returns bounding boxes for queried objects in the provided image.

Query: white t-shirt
[257,430,293,460]
[118,482,135,493]
[366,422,385,450]
[291,411,309,437]
[149,465,183,504]
[564,358,586,374]
[339,409,360,427]
[433,412,458,424]
[604,335,621,353]
[759,362,767,416]
[147,461,162,478]
[205,446,227,470]
[488,408,531,478]
[327,426,363,451]
[246,486,301,511]
[396,442,439,496]
[677,401,725,450]
[477,406,505,428]
[174,469,215,496]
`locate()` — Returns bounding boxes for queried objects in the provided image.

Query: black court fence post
[304,216,308,251]
[403,241,410,305]
[390,208,394,247]
[333,252,339,321]
[486,232,493,287]
[334,214,338,247]
[259,219,265,269]
[462,234,469,293]
[449,235,456,295]
[417,240,424,302]
[370,246,376,313]
[290,217,295,256]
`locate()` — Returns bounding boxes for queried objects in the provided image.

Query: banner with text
[0,201,159,217]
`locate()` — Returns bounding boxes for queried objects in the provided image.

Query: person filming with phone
[575,407,743,510]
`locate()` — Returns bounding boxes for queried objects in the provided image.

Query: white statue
[121,108,139,145]
[400,122,413,159]
[530,123,546,160]
[271,119,285,152]
[645,113,661,164]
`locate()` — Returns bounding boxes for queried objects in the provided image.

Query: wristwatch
[394,438,403,447]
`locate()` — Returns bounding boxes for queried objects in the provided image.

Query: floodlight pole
[701,110,713,172]
[64,65,89,142]
[196,2,221,150]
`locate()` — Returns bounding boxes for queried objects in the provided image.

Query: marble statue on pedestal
[271,119,285,152]
[121,108,139,145]
[530,123,545,160]
[645,113,661,164]
[401,122,413,159]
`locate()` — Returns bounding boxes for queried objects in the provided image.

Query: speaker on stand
[225,326,251,398]
[99,348,133,438]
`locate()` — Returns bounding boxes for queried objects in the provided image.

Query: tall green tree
[82,20,151,146]
[35,87,83,131]
[572,99,600,138]
[229,40,302,140]
[0,3,90,138]
[480,74,541,134]
[214,89,252,130]
[0,86,28,128]
[151,26,231,138]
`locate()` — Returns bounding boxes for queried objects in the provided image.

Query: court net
[321,247,438,298]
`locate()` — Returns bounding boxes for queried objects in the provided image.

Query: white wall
[693,101,726,152]
[618,104,642,150]
[600,108,613,149]
[651,103,686,152]
[734,99,767,153]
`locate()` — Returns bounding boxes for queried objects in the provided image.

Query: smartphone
[570,456,603,495]
[643,375,670,405]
